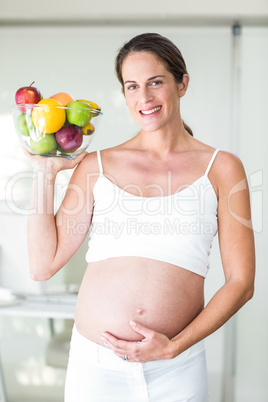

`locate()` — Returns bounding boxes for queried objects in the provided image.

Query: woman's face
[121,51,188,133]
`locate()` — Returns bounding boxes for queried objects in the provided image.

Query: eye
[150,80,162,87]
[126,84,138,91]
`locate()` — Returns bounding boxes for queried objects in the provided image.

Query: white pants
[65,325,209,402]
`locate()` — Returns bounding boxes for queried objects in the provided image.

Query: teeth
[141,106,161,115]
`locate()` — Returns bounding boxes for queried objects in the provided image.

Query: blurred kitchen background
[0,0,267,401]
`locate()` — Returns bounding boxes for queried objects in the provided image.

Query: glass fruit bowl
[12,102,103,159]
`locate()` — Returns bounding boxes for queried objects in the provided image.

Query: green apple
[30,134,57,154]
[16,113,31,136]
[66,101,92,127]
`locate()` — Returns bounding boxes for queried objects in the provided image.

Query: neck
[135,121,190,157]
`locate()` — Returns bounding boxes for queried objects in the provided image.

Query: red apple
[15,81,42,113]
[55,125,83,151]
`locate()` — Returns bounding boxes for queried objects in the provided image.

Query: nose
[139,85,153,104]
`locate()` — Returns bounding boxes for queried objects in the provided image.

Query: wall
[235,27,268,402]
[0,0,268,22]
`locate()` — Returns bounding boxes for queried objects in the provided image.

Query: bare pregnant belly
[74,256,204,344]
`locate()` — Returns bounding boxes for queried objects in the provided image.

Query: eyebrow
[123,75,166,85]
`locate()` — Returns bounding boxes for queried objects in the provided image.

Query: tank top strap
[205,149,220,177]
[96,150,103,174]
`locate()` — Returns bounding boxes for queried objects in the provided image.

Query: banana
[82,122,95,135]
[77,99,101,117]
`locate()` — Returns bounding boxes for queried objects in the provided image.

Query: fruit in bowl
[15,82,42,113]
[30,133,58,155]
[32,98,66,134]
[55,125,83,151]
[12,85,102,159]
[66,101,93,127]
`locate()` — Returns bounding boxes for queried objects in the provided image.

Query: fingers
[101,321,154,356]
[101,332,151,363]
[101,334,131,352]
[101,334,136,359]
[25,150,88,173]
[101,322,171,363]
[69,151,89,168]
[101,323,174,363]
[129,320,154,339]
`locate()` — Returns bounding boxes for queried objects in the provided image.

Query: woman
[27,33,255,401]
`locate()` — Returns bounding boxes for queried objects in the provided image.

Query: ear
[178,74,189,97]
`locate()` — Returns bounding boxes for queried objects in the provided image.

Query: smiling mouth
[140,106,162,115]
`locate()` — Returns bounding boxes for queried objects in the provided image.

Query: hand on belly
[101,320,174,363]
[74,257,204,344]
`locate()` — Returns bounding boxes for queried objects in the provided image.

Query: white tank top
[86,149,219,278]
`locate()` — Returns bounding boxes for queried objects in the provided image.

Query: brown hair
[115,32,193,136]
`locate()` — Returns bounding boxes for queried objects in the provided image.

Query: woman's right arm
[27,152,96,281]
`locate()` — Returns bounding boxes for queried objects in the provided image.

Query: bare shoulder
[208,150,249,204]
[73,151,100,174]
[214,150,247,184]
[68,151,100,192]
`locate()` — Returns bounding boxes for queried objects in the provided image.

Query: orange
[49,92,75,106]
[32,99,66,134]
[82,122,95,135]
[77,99,101,117]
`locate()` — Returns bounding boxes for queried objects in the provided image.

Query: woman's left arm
[101,152,255,362]
[167,151,256,357]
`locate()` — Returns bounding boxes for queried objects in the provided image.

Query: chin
[140,123,165,133]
